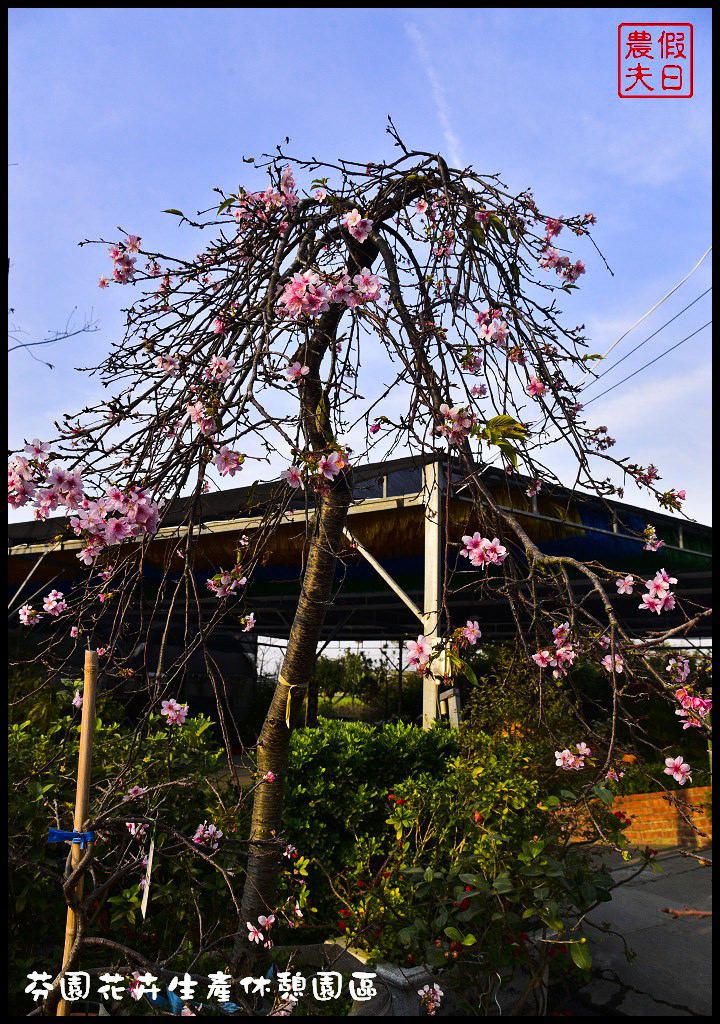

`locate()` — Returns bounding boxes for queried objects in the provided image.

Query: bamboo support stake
[57,649,98,1017]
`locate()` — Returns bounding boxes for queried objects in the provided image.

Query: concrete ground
[549,846,712,1016]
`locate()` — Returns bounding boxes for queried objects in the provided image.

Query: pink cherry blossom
[205,355,235,382]
[527,377,547,398]
[552,622,570,645]
[246,922,264,944]
[663,755,692,786]
[532,650,556,669]
[243,613,256,632]
[616,575,634,595]
[43,590,67,616]
[405,635,432,670]
[602,653,624,673]
[462,620,482,644]
[279,270,331,319]
[280,465,303,488]
[19,604,41,626]
[161,698,189,726]
[459,533,508,569]
[285,362,310,383]
[72,690,83,709]
[342,209,373,242]
[318,451,346,480]
[193,821,223,849]
[213,447,244,477]
[555,749,582,770]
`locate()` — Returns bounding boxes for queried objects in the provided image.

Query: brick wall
[611,785,712,847]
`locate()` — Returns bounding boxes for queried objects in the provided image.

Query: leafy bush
[8,694,245,1013]
[284,718,459,871]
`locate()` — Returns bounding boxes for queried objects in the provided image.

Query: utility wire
[575,246,712,387]
[583,287,711,388]
[583,321,711,407]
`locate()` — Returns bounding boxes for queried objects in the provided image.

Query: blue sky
[8,8,712,526]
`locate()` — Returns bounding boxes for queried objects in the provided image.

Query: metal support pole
[398,638,403,718]
[423,459,442,729]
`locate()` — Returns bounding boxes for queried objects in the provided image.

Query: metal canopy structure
[8,454,712,728]
[8,453,712,645]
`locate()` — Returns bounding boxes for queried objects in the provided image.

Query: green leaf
[444,926,464,942]
[162,209,184,217]
[489,214,509,243]
[569,940,592,971]
[217,197,236,215]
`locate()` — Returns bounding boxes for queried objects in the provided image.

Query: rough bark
[232,473,352,969]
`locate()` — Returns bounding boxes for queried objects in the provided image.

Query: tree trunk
[232,474,352,969]
[305,672,319,727]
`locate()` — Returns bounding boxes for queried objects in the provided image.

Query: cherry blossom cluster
[538,247,586,283]
[476,309,510,349]
[160,698,189,726]
[674,688,712,730]
[405,634,433,671]
[605,767,625,782]
[9,448,163,566]
[663,755,692,786]
[642,525,665,552]
[588,425,616,451]
[234,166,298,227]
[436,403,476,446]
[19,588,69,627]
[418,983,444,1016]
[212,447,245,477]
[9,441,82,513]
[533,642,577,679]
[459,534,508,570]
[192,820,223,850]
[204,355,235,383]
[187,400,217,436]
[555,742,591,770]
[537,218,586,282]
[101,235,140,287]
[154,355,179,376]
[126,822,148,841]
[638,569,677,614]
[527,376,548,398]
[206,568,247,598]
[123,785,148,802]
[342,208,373,242]
[277,266,382,320]
[69,485,162,565]
[666,657,690,684]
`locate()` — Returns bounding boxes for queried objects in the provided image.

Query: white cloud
[405,22,464,168]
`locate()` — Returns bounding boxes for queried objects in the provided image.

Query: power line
[583,321,711,407]
[575,246,712,387]
[583,287,711,388]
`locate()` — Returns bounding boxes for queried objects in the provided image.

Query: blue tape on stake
[47,827,96,849]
